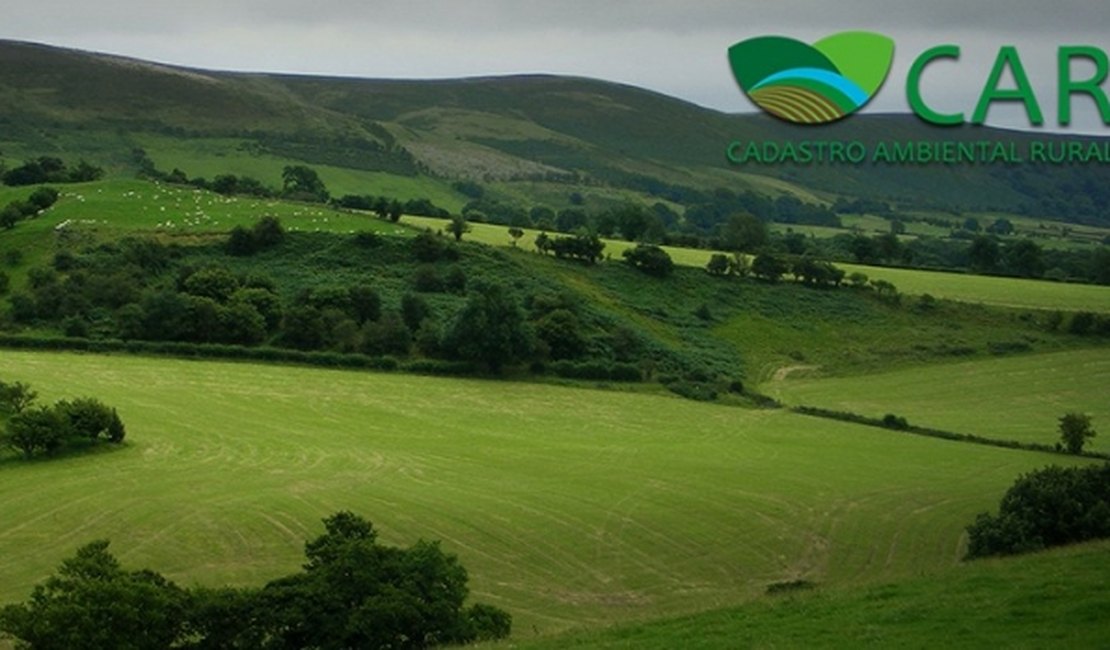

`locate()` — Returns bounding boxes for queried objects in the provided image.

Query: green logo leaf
[728,31,895,125]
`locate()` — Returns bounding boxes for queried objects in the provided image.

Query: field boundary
[791,405,1110,461]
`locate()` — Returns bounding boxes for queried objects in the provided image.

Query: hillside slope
[2,40,1110,220]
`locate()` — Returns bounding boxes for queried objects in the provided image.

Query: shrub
[622,244,674,277]
[966,464,1110,558]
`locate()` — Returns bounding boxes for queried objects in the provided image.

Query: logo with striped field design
[728,31,895,124]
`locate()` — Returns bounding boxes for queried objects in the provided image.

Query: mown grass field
[508,540,1110,649]
[765,348,1110,454]
[404,215,1110,313]
[0,351,1093,638]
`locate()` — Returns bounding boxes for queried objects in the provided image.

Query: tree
[360,311,411,356]
[0,203,22,229]
[966,464,1110,558]
[508,227,524,247]
[226,226,257,256]
[250,511,510,649]
[1004,239,1044,278]
[55,398,118,442]
[751,253,787,282]
[0,541,189,650]
[720,213,767,253]
[182,266,240,303]
[443,283,533,373]
[706,253,730,277]
[968,235,1000,272]
[4,405,66,458]
[534,231,551,255]
[401,293,430,332]
[0,380,37,414]
[534,309,587,360]
[281,165,329,203]
[1059,412,1096,454]
[622,245,674,277]
[347,286,382,325]
[252,216,285,249]
[447,215,470,242]
[388,200,403,223]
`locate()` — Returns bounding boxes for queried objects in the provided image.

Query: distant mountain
[2,39,1109,224]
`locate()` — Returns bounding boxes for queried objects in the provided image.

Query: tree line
[4,223,649,380]
[0,511,511,649]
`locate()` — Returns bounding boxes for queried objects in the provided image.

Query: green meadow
[404,215,1110,313]
[510,540,1110,649]
[765,348,1110,454]
[0,351,1093,637]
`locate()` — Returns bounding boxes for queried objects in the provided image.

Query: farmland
[765,348,1110,454]
[512,540,1110,649]
[405,215,1110,313]
[0,350,1094,637]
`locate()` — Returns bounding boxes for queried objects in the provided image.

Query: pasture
[0,351,1090,636]
[766,348,1110,453]
[404,215,1110,313]
[513,540,1110,649]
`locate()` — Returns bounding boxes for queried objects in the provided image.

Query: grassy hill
[0,350,1098,637]
[765,348,1110,453]
[508,540,1110,649]
[4,40,1110,223]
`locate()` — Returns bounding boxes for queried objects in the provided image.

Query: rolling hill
[3,39,1110,223]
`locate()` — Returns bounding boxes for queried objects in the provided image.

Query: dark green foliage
[4,405,65,457]
[447,215,471,242]
[622,245,674,278]
[751,253,787,282]
[0,540,189,650]
[790,257,845,288]
[280,165,329,203]
[2,156,102,185]
[535,309,588,360]
[411,230,459,263]
[443,283,533,373]
[720,212,767,252]
[1059,413,1097,454]
[226,217,286,256]
[56,398,124,442]
[279,306,328,350]
[705,253,730,276]
[0,512,511,648]
[182,266,239,302]
[401,293,430,332]
[27,186,60,210]
[347,285,382,325]
[360,311,411,356]
[881,414,910,430]
[0,380,37,414]
[548,233,604,264]
[966,464,1110,558]
[968,236,1000,272]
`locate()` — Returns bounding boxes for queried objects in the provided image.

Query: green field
[511,540,1110,649]
[766,349,1110,453]
[0,351,1093,638]
[404,215,1110,313]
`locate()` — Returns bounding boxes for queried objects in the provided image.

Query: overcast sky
[5,0,1110,132]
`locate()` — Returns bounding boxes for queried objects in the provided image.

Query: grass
[765,348,1110,453]
[506,540,1110,649]
[0,351,1095,637]
[405,215,1110,313]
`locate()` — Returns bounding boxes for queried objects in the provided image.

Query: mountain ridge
[2,39,1109,223]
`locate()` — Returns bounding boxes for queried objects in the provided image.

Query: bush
[881,413,909,430]
[622,244,674,277]
[966,464,1110,558]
